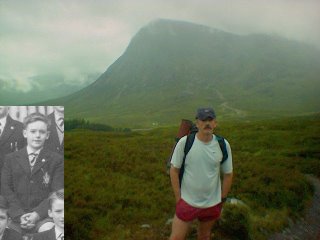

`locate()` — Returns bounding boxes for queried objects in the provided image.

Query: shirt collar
[54,111,64,123]
[55,226,64,239]
[0,116,7,130]
[26,146,42,155]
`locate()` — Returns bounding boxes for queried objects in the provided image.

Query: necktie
[28,153,38,168]
[58,233,64,240]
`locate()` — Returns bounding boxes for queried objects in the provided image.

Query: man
[169,107,233,240]
[32,189,64,240]
[0,107,26,175]
[45,106,64,155]
[1,113,64,234]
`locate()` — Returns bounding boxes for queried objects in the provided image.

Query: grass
[65,114,320,239]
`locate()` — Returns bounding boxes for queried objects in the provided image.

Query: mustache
[204,125,212,129]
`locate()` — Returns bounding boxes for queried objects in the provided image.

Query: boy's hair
[49,189,64,209]
[23,112,51,129]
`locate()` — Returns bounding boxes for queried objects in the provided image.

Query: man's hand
[20,214,29,229]
[20,212,40,229]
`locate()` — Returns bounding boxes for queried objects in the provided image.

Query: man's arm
[170,166,181,203]
[221,172,233,199]
[169,136,186,204]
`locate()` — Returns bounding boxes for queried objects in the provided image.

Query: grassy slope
[65,115,320,239]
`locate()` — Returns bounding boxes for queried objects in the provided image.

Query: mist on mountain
[44,19,320,127]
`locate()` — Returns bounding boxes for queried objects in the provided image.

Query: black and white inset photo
[0,106,64,240]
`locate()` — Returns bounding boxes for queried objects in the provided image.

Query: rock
[166,218,173,225]
[141,224,151,229]
[227,197,248,207]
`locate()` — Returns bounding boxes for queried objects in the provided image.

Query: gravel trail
[268,175,320,240]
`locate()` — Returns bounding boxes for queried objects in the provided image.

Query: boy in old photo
[1,112,63,234]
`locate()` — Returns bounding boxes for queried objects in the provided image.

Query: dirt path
[220,102,247,117]
[268,174,320,240]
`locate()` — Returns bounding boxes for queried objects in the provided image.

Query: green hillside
[65,115,320,239]
[48,19,320,127]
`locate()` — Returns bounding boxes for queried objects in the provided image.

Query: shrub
[219,203,252,240]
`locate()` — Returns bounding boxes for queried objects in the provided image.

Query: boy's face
[49,199,64,231]
[23,120,49,150]
[0,209,9,236]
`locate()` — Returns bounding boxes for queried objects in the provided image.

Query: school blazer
[44,112,64,155]
[0,115,26,172]
[1,147,64,220]
[1,228,23,240]
[32,227,56,240]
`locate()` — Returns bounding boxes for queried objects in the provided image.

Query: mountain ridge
[45,19,320,127]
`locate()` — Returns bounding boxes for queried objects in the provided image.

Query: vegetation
[65,119,131,132]
[219,204,251,239]
[65,114,319,239]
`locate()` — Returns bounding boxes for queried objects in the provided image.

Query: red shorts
[176,198,222,222]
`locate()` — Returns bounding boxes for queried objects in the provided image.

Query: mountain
[48,19,320,127]
[0,73,98,105]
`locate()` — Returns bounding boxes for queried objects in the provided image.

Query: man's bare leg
[169,214,192,240]
[197,219,217,240]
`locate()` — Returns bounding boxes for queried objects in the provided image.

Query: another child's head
[48,189,64,232]
[23,113,51,151]
[0,196,9,236]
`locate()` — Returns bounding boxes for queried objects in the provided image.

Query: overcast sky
[1,0,319,92]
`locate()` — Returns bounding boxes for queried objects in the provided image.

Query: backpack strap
[178,134,228,188]
[179,132,196,188]
[215,135,228,164]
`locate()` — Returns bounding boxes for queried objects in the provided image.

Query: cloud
[1,0,319,91]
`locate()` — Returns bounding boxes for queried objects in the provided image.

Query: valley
[65,114,320,239]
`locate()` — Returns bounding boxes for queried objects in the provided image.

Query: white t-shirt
[171,134,233,208]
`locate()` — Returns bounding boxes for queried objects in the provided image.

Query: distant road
[132,128,154,131]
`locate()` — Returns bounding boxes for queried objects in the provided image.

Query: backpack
[167,119,228,188]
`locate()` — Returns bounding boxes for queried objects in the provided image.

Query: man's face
[54,106,64,113]
[196,118,217,135]
[49,199,64,231]
[0,107,8,119]
[23,121,49,150]
[0,209,9,236]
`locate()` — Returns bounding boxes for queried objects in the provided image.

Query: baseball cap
[196,107,216,120]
